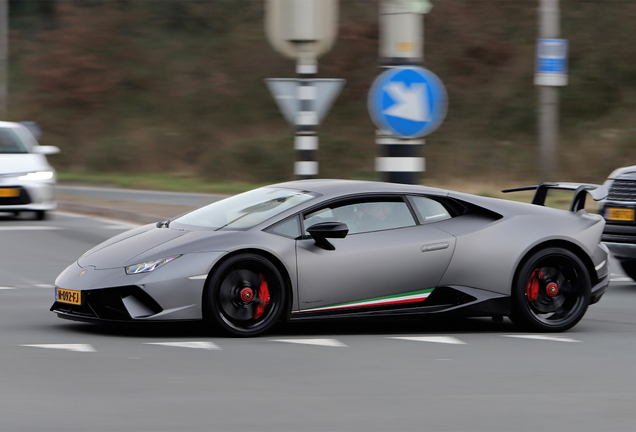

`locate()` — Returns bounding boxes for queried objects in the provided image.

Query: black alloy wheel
[511,247,591,332]
[204,253,286,337]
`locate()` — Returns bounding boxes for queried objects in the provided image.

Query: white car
[0,121,59,220]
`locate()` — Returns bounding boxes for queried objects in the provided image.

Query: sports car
[52,179,610,336]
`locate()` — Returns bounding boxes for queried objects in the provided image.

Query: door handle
[421,242,450,252]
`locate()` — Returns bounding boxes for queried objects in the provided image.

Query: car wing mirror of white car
[33,145,60,156]
[307,222,349,251]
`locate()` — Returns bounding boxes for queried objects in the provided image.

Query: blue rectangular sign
[535,39,568,86]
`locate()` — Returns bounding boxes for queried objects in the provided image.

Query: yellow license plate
[56,288,82,305]
[0,188,19,198]
[606,208,635,221]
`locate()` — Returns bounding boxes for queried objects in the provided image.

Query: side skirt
[289,286,511,321]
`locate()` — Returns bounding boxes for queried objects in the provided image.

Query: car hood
[0,153,52,175]
[79,224,192,269]
[78,224,240,270]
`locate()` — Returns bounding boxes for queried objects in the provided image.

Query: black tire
[203,253,286,337]
[618,260,636,283]
[35,210,46,220]
[511,247,591,332]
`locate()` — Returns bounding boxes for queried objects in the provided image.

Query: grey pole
[264,0,340,180]
[295,50,319,179]
[376,0,425,185]
[537,0,560,182]
[0,0,7,119]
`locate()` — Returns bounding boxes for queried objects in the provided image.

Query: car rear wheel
[618,260,636,282]
[204,253,286,337]
[511,247,591,332]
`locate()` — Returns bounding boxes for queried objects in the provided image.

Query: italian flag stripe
[297,288,434,313]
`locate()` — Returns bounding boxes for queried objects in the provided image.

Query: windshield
[0,128,28,154]
[173,187,318,229]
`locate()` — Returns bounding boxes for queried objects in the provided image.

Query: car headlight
[125,255,182,275]
[18,171,54,181]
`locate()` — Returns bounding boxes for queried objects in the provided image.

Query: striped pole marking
[295,62,318,179]
[376,132,425,184]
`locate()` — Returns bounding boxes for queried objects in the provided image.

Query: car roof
[0,121,24,129]
[269,179,451,199]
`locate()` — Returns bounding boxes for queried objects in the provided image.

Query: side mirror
[307,222,349,251]
[33,145,60,156]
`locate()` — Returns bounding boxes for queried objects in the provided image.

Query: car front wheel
[204,253,286,337]
[511,247,591,332]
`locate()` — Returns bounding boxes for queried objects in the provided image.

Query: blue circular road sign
[368,66,447,138]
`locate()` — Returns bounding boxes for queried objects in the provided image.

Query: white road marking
[0,284,53,290]
[104,224,140,230]
[53,211,84,218]
[144,341,221,350]
[22,344,96,352]
[271,338,347,347]
[503,335,580,343]
[55,211,141,229]
[388,336,467,345]
[610,276,633,282]
[0,226,61,231]
[86,215,141,229]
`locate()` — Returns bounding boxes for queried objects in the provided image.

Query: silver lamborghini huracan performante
[52,180,610,336]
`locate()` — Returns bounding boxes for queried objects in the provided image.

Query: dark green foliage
[7,0,636,183]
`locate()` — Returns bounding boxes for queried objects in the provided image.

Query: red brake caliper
[526,269,540,302]
[254,274,270,319]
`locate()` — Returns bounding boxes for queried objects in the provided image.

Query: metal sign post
[374,0,441,185]
[265,0,341,179]
[536,0,566,182]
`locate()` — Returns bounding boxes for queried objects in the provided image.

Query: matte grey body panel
[296,224,455,310]
[436,210,605,295]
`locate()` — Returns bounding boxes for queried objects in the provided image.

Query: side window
[266,216,301,239]
[411,196,451,223]
[304,198,416,235]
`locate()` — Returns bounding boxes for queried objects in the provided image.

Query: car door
[295,195,456,313]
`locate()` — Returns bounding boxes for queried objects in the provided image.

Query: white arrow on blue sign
[368,66,447,138]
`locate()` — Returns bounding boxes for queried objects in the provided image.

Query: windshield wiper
[156,219,171,228]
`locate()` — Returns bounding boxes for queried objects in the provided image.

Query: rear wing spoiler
[502,182,608,212]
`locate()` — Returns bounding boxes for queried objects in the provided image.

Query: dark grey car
[600,165,636,281]
[52,179,610,336]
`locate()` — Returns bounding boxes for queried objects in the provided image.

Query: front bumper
[603,221,636,260]
[0,183,56,212]
[52,251,227,323]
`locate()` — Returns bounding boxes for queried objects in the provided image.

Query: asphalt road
[2,209,636,431]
